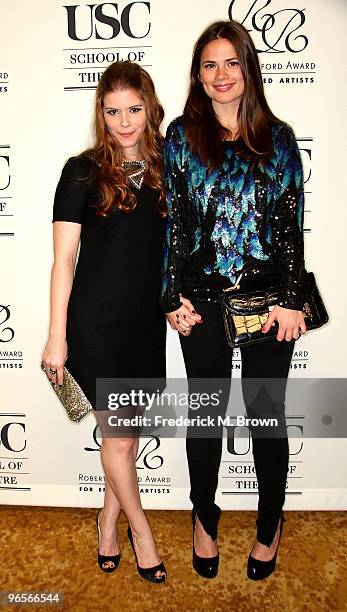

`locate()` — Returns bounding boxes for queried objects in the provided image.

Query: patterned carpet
[0,507,346,612]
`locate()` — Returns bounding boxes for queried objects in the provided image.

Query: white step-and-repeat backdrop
[1,0,346,509]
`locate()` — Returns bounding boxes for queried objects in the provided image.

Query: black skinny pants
[179,300,294,546]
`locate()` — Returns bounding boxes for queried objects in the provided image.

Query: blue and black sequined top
[160,116,306,313]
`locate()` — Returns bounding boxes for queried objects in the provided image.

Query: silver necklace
[121,159,146,190]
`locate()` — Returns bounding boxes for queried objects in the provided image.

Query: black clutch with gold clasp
[221,271,328,348]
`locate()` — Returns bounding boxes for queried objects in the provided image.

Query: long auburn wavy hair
[183,20,282,168]
[84,61,166,216]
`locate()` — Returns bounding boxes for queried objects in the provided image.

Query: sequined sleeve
[270,125,306,310]
[160,120,191,313]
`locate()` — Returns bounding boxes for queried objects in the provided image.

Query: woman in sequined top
[161,21,307,581]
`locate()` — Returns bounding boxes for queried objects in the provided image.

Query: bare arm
[42,221,81,385]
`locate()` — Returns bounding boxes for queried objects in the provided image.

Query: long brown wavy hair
[183,20,281,168]
[85,61,166,216]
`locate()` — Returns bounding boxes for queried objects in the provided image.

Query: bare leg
[97,438,139,563]
[101,435,165,579]
[194,514,218,557]
[99,439,139,528]
[97,476,121,566]
[250,518,281,561]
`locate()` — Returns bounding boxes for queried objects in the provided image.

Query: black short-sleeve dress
[53,155,166,408]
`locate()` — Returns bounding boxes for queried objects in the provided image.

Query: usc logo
[0,422,26,453]
[64,2,151,41]
[0,152,10,191]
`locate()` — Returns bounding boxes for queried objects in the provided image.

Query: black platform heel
[127,526,166,583]
[192,509,219,579]
[96,510,121,573]
[247,513,285,580]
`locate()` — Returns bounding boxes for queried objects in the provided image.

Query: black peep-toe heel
[127,525,166,583]
[96,510,120,573]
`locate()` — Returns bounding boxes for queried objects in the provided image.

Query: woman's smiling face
[199,38,245,110]
[102,88,147,159]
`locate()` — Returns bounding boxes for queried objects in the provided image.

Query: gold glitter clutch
[41,364,92,423]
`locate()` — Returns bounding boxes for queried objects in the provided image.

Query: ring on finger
[49,368,57,374]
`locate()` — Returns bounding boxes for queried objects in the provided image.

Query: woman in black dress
[162,21,307,580]
[42,62,167,582]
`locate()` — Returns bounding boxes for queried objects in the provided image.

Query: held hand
[41,337,68,386]
[262,305,307,342]
[166,296,202,336]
